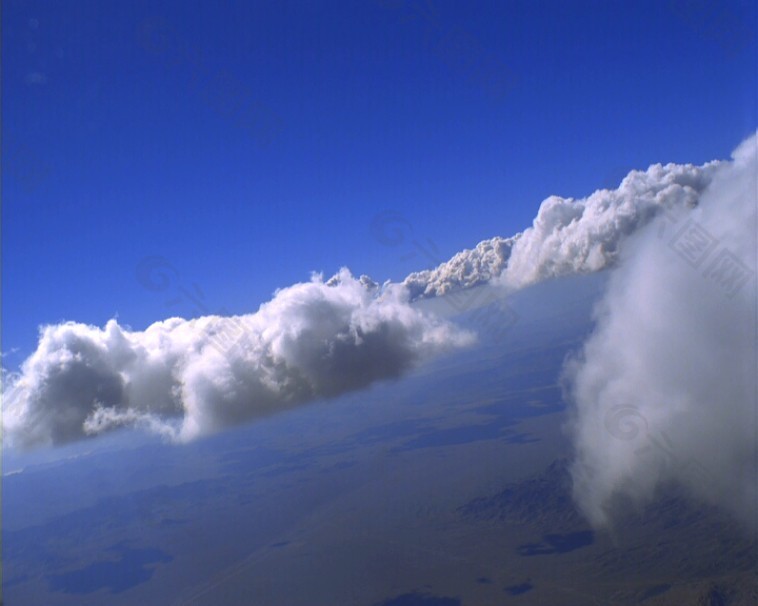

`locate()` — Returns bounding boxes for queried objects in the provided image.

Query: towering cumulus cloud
[565,133,757,530]
[3,270,473,449]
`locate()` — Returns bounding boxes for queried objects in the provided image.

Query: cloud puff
[564,133,757,530]
[3,270,473,449]
[403,235,520,299]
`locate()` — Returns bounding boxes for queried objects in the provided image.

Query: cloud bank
[3,137,748,452]
[564,133,757,530]
[3,271,472,449]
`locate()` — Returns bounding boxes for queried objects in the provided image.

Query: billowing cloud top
[3,271,472,449]
[403,159,721,298]
[501,160,721,288]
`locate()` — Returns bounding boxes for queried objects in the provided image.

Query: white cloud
[564,132,757,530]
[500,158,724,288]
[5,135,750,455]
[3,270,473,449]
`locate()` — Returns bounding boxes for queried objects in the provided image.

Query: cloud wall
[564,133,757,530]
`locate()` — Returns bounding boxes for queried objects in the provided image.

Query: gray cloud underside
[564,133,757,532]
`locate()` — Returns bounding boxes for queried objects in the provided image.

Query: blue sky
[3,0,756,364]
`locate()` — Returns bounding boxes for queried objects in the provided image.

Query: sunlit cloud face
[500,159,722,289]
[3,270,473,449]
[399,159,721,299]
[564,133,757,531]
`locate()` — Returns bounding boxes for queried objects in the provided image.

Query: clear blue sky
[3,0,756,364]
